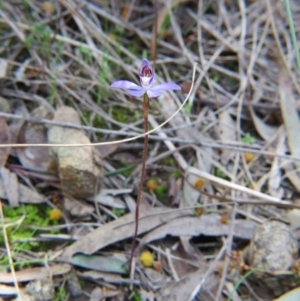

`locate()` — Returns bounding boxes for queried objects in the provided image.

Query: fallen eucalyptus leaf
[273,287,300,301]
[60,207,191,262]
[0,117,10,167]
[72,254,128,274]
[250,106,278,142]
[279,66,300,169]
[139,214,257,247]
[218,108,237,164]
[0,264,71,283]
[0,167,19,207]
[0,176,44,204]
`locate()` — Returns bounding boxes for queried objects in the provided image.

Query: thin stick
[152,0,158,64]
[129,93,150,274]
[0,201,21,298]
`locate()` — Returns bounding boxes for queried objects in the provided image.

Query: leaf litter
[0,1,300,300]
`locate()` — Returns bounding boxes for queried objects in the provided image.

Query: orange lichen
[244,152,254,163]
[219,215,228,224]
[195,207,204,216]
[193,178,205,189]
[121,3,130,19]
[42,2,55,15]
[146,179,157,191]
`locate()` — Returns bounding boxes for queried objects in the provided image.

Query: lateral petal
[152,83,181,91]
[127,89,146,98]
[111,80,141,90]
[147,89,163,98]
[147,82,181,98]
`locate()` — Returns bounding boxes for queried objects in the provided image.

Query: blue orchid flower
[111,59,181,98]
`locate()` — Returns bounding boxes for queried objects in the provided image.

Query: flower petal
[152,83,181,91]
[147,89,164,98]
[147,82,181,98]
[127,89,146,98]
[111,80,141,90]
[139,59,155,88]
[111,80,145,98]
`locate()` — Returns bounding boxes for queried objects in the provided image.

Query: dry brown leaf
[79,270,135,289]
[286,209,300,228]
[268,128,285,198]
[8,100,29,158]
[0,178,44,204]
[139,215,257,247]
[0,117,10,167]
[279,66,300,169]
[180,236,203,261]
[0,167,19,207]
[16,105,52,170]
[157,266,219,301]
[91,189,126,209]
[183,172,201,209]
[0,284,18,296]
[64,197,94,217]
[89,287,103,301]
[249,106,278,142]
[47,106,103,199]
[0,59,8,78]
[94,142,118,159]
[60,207,191,263]
[0,264,71,283]
[14,58,31,84]
[283,161,300,193]
[0,96,10,113]
[218,108,237,164]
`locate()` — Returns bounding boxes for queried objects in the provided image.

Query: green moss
[112,208,125,217]
[2,204,61,251]
[112,106,141,125]
[131,291,143,301]
[211,72,219,83]
[112,106,129,123]
[154,184,167,199]
[215,168,230,181]
[241,133,255,144]
[162,157,176,166]
[172,169,181,179]
[55,286,67,301]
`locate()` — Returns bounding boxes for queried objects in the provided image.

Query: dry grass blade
[278,65,300,169]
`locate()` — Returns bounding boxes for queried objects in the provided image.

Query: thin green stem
[129,93,150,273]
[284,0,300,73]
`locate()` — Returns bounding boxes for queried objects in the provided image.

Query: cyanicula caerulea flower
[111,59,181,98]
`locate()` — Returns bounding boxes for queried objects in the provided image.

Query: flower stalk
[111,59,181,274]
[129,92,149,272]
